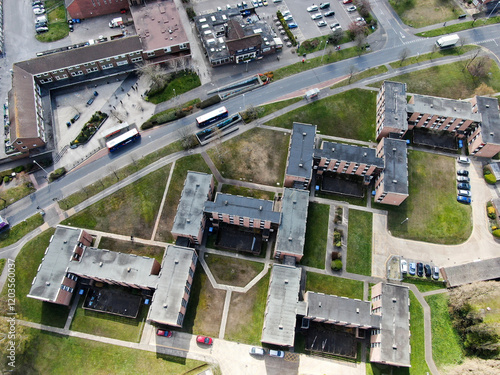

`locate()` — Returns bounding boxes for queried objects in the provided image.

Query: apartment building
[468,96,500,157]
[66,0,131,19]
[171,172,214,246]
[375,81,408,141]
[284,122,317,189]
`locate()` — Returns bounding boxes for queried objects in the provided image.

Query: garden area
[145,70,201,104]
[346,210,372,276]
[35,0,69,42]
[70,111,108,147]
[305,272,363,299]
[265,89,377,141]
[204,253,264,287]
[389,0,461,28]
[302,203,329,269]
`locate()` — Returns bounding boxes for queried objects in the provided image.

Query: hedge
[484,173,497,184]
[493,229,500,237]
[197,95,221,109]
[49,167,66,182]
[331,259,342,271]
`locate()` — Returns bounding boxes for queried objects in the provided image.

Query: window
[147,51,156,57]
[189,267,194,278]
[181,298,188,308]
[131,57,143,63]
[164,47,171,53]
[185,286,190,295]
[177,312,184,326]
[116,60,128,66]
[179,43,188,50]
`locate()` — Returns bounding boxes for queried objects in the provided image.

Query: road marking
[400,32,405,39]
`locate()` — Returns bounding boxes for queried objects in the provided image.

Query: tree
[399,48,410,66]
[168,58,179,73]
[468,56,492,79]
[348,65,358,83]
[328,29,344,46]
[348,21,367,41]
[177,127,198,150]
[354,33,367,55]
[0,319,31,373]
[135,62,170,94]
[357,0,372,18]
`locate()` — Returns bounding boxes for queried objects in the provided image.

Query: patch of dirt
[206,254,263,287]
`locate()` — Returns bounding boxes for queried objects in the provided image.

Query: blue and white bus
[196,106,228,128]
[106,128,141,153]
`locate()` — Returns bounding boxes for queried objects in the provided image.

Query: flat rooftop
[27,226,83,302]
[148,245,196,326]
[476,96,500,145]
[315,141,384,168]
[275,188,310,257]
[408,94,481,123]
[382,138,409,195]
[443,257,500,287]
[261,264,302,347]
[286,122,316,179]
[380,81,408,131]
[130,0,188,52]
[204,193,281,224]
[171,172,213,238]
[305,292,381,329]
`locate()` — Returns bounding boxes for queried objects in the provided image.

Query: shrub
[331,259,342,271]
[487,206,496,219]
[3,176,9,183]
[331,251,341,260]
[49,167,66,182]
[13,166,25,173]
[198,95,221,109]
[484,173,497,184]
[186,7,196,21]
[493,229,500,237]
[334,231,342,243]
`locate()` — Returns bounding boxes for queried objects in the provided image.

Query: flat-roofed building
[370,282,411,368]
[376,81,408,141]
[284,122,316,189]
[171,172,214,245]
[468,96,500,157]
[204,192,281,239]
[374,138,409,206]
[261,264,305,347]
[147,245,197,327]
[274,188,309,261]
[65,0,131,19]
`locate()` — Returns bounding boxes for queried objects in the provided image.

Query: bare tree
[357,0,372,18]
[468,56,492,79]
[348,65,358,83]
[135,62,170,93]
[354,33,367,55]
[463,48,481,72]
[107,165,119,180]
[328,29,344,46]
[399,48,410,66]
[177,127,198,150]
[109,109,126,123]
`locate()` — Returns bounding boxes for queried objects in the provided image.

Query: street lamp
[400,217,409,225]
[321,40,329,64]
[33,160,49,180]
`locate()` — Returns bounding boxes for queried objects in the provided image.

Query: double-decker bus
[196,106,228,128]
[106,128,141,152]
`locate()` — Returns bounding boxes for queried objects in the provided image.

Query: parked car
[401,259,408,274]
[319,2,330,8]
[424,264,432,277]
[342,0,352,3]
[432,266,440,280]
[249,347,265,355]
[311,13,323,20]
[417,262,424,277]
[457,156,470,164]
[263,0,268,5]
[457,182,471,190]
[71,113,80,123]
[156,329,173,337]
[282,10,291,16]
[457,169,469,176]
[458,190,471,197]
[347,5,357,11]
[269,350,285,358]
[457,195,472,204]
[317,20,327,27]
[324,10,335,17]
[330,22,340,29]
[258,0,263,6]
[32,1,44,7]
[251,0,258,7]
[287,22,298,28]
[196,335,213,345]
[409,262,416,276]
[356,17,366,24]
[33,7,46,15]
[457,176,470,182]
[307,5,319,11]
[35,26,49,33]
[283,15,293,21]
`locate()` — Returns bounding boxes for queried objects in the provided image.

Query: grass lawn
[97,237,165,263]
[416,16,500,37]
[0,181,36,207]
[181,265,225,338]
[265,89,377,141]
[302,203,329,269]
[154,154,212,242]
[370,59,500,99]
[17,328,206,375]
[146,71,201,104]
[70,297,149,342]
[220,185,275,200]
[403,277,447,292]
[330,66,389,89]
[0,258,5,276]
[255,97,302,119]
[315,191,368,207]
[0,214,44,248]
[204,253,264,287]
[366,291,430,375]
[305,272,363,299]
[62,165,171,239]
[0,228,70,328]
[36,0,69,42]
[389,0,461,28]
[381,151,471,244]
[425,293,465,369]
[389,45,478,69]
[346,210,372,276]
[207,127,289,186]
[224,273,269,345]
[60,141,182,209]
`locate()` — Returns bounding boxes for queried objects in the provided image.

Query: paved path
[151,160,176,241]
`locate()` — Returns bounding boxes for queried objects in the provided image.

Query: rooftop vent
[393,345,398,350]
[299,163,303,168]
[430,104,433,108]
[393,148,397,152]
[331,147,335,152]
[279,325,283,330]
[303,132,307,136]
[99,262,103,267]
[319,302,322,307]
[224,201,228,205]
[288,237,293,241]
[175,259,179,264]
[486,104,490,108]
[490,132,494,136]
[259,206,263,211]
[356,308,359,314]
[127,267,131,272]
[454,107,457,111]
[163,303,168,308]
[46,281,50,286]
[186,219,190,223]
[363,152,367,157]
[284,279,288,284]
[64,240,67,244]
[392,298,397,303]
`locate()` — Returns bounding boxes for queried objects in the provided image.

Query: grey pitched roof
[275,188,310,257]
[314,141,384,168]
[171,172,213,238]
[443,257,500,287]
[382,138,408,195]
[381,81,408,131]
[204,193,281,224]
[261,264,302,346]
[286,122,316,179]
[476,96,500,145]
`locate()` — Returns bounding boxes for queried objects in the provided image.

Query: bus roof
[196,106,227,124]
[103,122,129,139]
[106,128,139,149]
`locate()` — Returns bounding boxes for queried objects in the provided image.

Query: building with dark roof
[374,138,409,206]
[376,81,408,141]
[194,9,278,66]
[171,172,214,246]
[284,122,317,189]
[274,188,309,261]
[468,96,500,157]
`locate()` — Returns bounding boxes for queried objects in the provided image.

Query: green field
[330,66,389,89]
[389,0,460,28]
[425,293,465,369]
[255,97,302,119]
[0,214,44,248]
[403,277,447,292]
[305,272,363,299]
[389,45,478,69]
[302,203,329,269]
[36,0,69,42]
[62,166,171,239]
[146,71,201,104]
[346,210,372,276]
[265,89,377,141]
[382,151,472,244]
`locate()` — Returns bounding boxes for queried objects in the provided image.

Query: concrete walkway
[151,160,176,241]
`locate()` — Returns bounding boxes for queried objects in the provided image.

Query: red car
[196,335,213,345]
[342,0,352,3]
[156,329,173,337]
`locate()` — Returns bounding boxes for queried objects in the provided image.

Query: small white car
[457,156,470,164]
[317,20,327,27]
[311,13,323,20]
[347,5,357,12]
[249,347,265,355]
[307,5,319,11]
[269,350,285,358]
[284,15,293,21]
[401,259,408,274]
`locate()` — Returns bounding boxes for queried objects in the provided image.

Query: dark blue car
[457,182,470,190]
[457,195,471,204]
